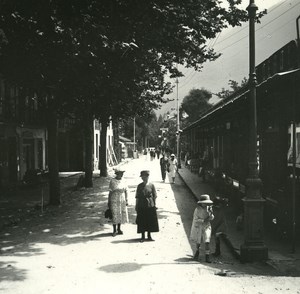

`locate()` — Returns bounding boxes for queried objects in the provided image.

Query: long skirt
[110,191,128,225]
[136,207,159,233]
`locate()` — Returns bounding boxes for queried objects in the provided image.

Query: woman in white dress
[108,168,129,236]
[168,154,178,184]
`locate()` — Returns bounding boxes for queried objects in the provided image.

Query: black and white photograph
[0,0,299,293]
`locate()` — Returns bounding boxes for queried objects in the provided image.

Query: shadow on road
[97,258,277,277]
[0,168,298,284]
[0,176,113,254]
[111,238,142,244]
[0,261,27,283]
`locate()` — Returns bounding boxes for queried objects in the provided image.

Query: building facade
[0,80,47,186]
[182,40,300,238]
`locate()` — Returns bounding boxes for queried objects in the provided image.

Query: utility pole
[176,78,181,168]
[133,116,136,152]
[240,0,268,262]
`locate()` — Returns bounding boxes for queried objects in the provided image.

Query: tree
[90,0,253,175]
[181,88,212,124]
[216,77,248,99]
[0,0,255,199]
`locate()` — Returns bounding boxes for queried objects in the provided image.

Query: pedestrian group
[106,152,224,263]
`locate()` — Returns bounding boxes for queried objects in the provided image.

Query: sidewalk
[0,162,126,231]
[177,164,300,276]
[0,172,84,231]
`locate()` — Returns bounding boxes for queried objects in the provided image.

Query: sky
[158,0,299,116]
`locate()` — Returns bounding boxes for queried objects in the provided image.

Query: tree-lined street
[0,0,255,202]
[1,156,299,293]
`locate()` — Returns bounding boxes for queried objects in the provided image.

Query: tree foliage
[216,77,248,99]
[0,0,253,123]
[181,88,212,125]
[120,112,161,150]
[0,0,254,196]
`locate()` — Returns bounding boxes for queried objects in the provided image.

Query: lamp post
[176,78,181,168]
[133,116,136,152]
[240,0,268,262]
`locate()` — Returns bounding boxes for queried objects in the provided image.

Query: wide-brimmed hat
[197,194,213,205]
[114,167,125,174]
[140,170,150,177]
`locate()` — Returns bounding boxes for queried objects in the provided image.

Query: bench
[23,169,42,185]
[23,169,49,185]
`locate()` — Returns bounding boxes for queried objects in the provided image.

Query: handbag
[105,208,112,219]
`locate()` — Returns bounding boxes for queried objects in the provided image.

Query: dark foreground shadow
[111,238,141,244]
[98,255,283,277]
[0,261,27,283]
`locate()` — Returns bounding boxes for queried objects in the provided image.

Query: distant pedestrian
[160,154,169,182]
[184,151,190,167]
[211,196,228,256]
[190,194,214,263]
[200,150,209,182]
[156,148,161,159]
[150,149,155,161]
[135,170,159,242]
[108,168,129,237]
[168,154,178,184]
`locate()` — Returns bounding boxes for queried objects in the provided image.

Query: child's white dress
[190,206,214,244]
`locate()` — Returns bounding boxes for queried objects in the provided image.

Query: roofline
[183,68,300,132]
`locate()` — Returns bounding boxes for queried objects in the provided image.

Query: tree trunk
[84,113,94,187]
[47,111,61,205]
[113,119,121,162]
[99,118,108,177]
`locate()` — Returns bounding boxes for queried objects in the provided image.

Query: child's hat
[197,194,213,205]
[140,170,150,177]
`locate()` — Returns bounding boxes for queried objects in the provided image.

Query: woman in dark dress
[135,170,159,242]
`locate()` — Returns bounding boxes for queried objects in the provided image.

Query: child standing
[190,194,214,263]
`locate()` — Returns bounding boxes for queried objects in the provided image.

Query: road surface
[0,156,299,293]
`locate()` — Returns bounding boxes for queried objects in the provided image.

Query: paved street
[0,156,300,294]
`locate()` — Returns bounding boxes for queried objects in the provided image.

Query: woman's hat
[170,154,175,157]
[140,170,150,177]
[197,194,213,205]
[114,167,125,174]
